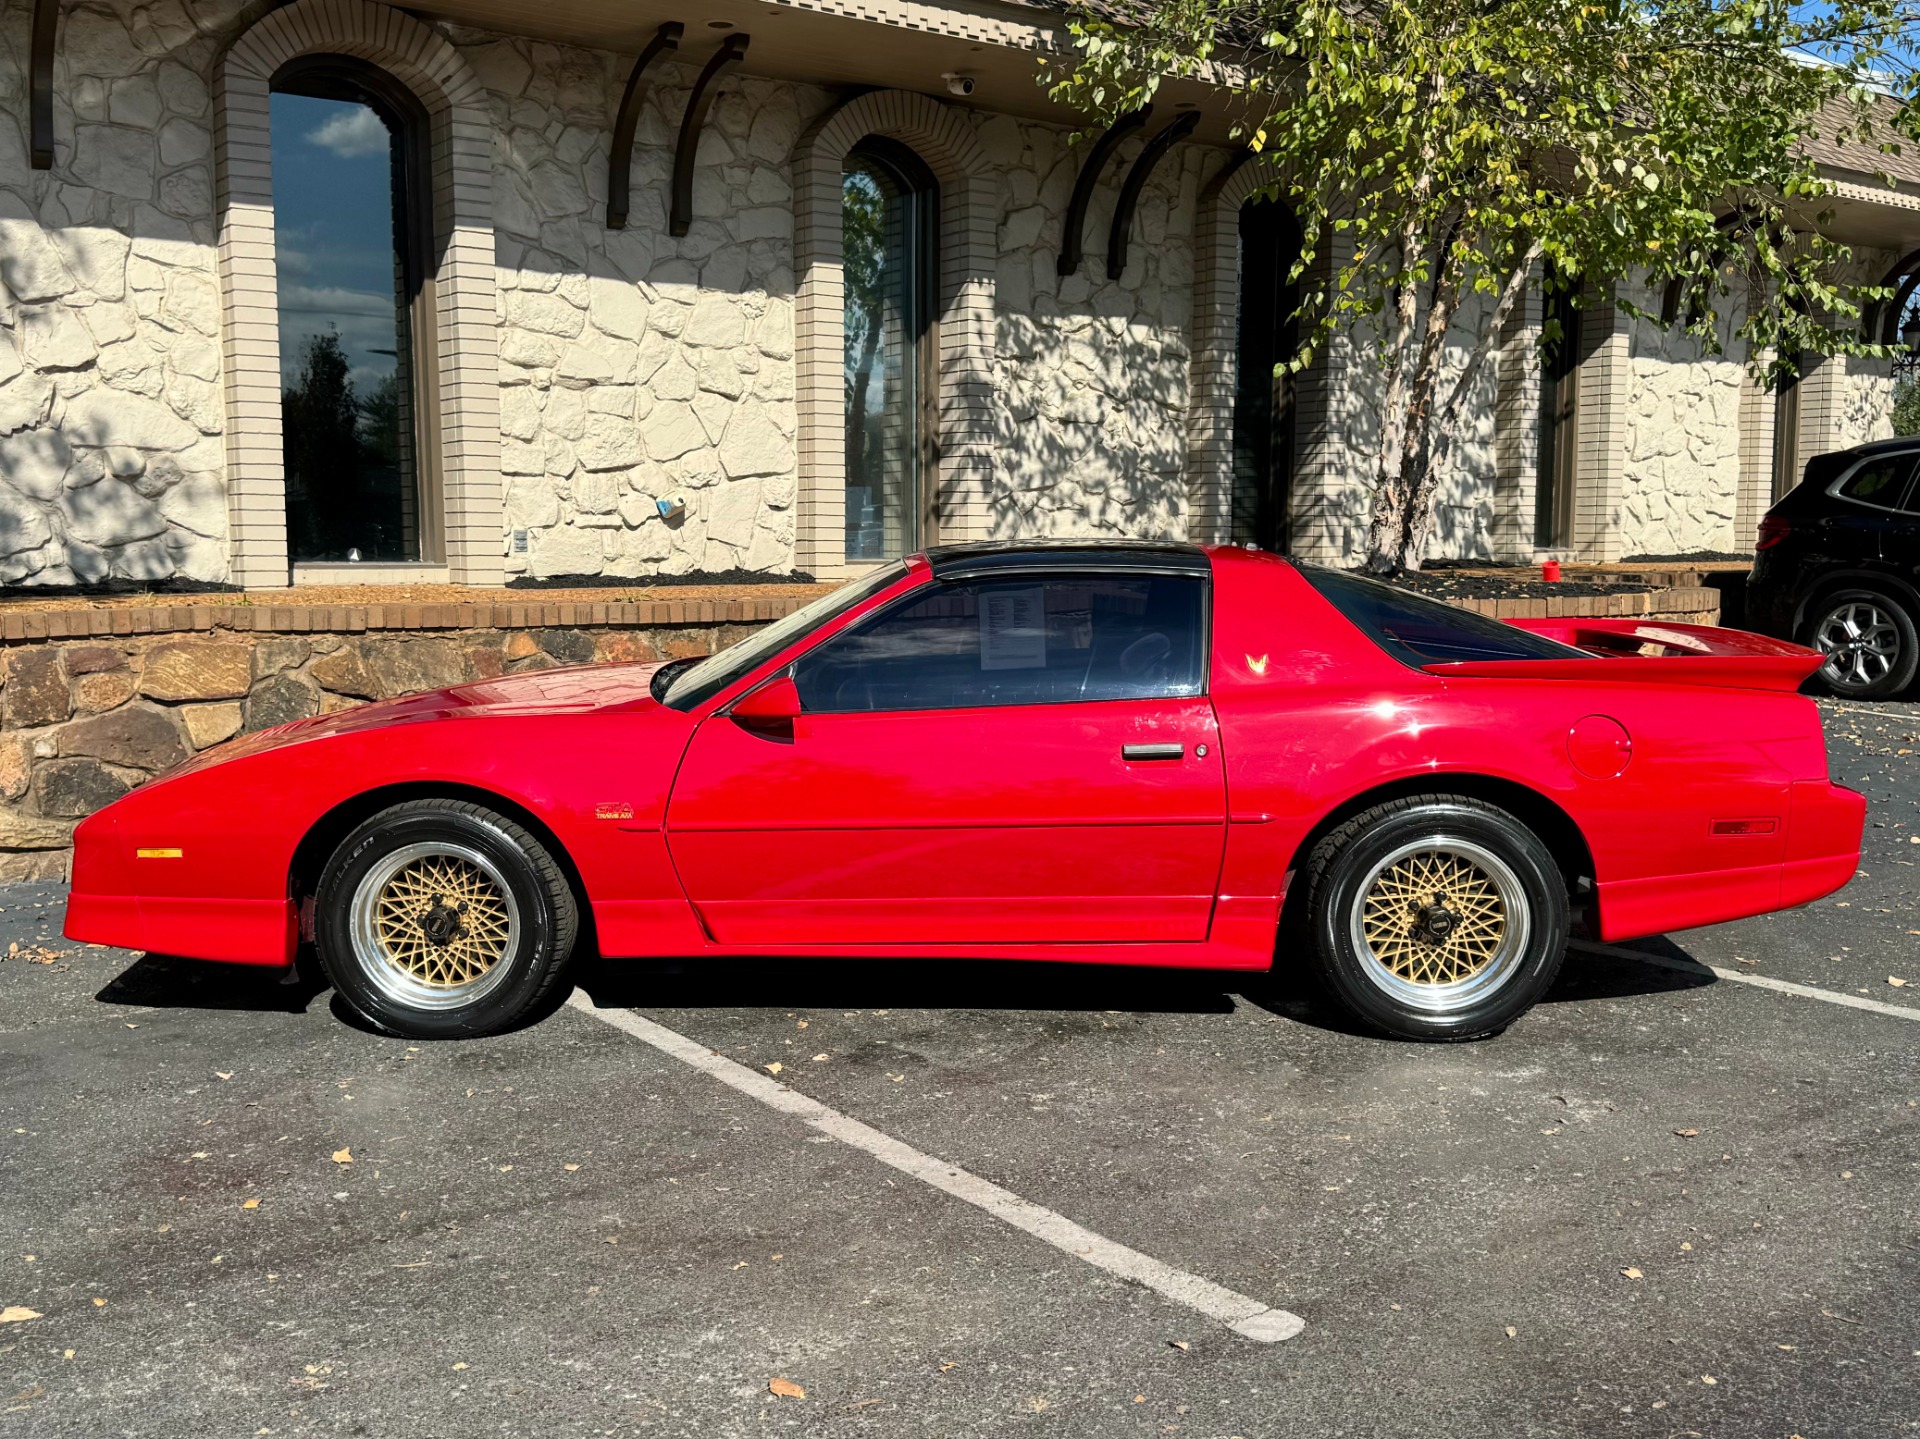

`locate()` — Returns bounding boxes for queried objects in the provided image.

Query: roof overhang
[414,0,1250,144]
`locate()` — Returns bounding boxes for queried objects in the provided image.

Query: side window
[1834,455,1915,508]
[792,575,1207,714]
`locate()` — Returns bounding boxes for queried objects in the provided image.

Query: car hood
[169,661,671,776]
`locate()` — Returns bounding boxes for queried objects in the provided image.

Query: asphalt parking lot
[2,699,1916,1439]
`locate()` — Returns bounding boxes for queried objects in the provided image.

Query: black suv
[1747,437,1920,699]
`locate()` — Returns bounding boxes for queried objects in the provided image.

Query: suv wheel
[1804,589,1919,699]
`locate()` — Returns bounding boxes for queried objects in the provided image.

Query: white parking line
[565,992,1306,1344]
[1571,940,1920,1023]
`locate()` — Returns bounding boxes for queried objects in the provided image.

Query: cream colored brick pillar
[1491,267,1544,561]
[1287,227,1363,564]
[1570,293,1629,561]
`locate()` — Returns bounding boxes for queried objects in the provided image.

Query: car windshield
[653,563,910,711]
[1297,565,1590,668]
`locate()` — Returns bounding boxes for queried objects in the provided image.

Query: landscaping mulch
[1388,569,1648,602]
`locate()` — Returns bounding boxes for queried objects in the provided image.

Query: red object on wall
[65,545,1863,975]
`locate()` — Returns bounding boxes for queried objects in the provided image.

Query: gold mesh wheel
[375,854,512,986]
[349,841,522,1011]
[1361,849,1506,985]
[1346,837,1531,1014]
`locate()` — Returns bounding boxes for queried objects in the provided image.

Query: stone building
[1,0,1916,589]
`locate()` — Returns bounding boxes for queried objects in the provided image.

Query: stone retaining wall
[0,583,1721,879]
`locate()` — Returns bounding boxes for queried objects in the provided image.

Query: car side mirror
[730,674,801,721]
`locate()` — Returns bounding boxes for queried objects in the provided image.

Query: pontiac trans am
[64,542,1864,1041]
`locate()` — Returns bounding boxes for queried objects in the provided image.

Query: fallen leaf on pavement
[1505,1326,1517,1338]
[330,1148,353,1165]
[769,1377,805,1399]
[810,1053,829,1062]
[1168,1340,1190,1351]
[1889,977,1910,988]
[241,1199,260,1210]
[1621,1267,1644,1280]
[0,1306,42,1324]
[763,1062,783,1075]
[1673,1129,1700,1138]
[1701,1375,1717,1385]
[215,1072,233,1081]
[564,1164,580,1172]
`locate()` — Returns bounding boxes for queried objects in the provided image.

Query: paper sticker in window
[979,587,1047,670]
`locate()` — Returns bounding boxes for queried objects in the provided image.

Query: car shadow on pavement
[1235,937,1716,1039]
[573,954,1244,1017]
[95,933,1717,1039]
[95,951,328,1015]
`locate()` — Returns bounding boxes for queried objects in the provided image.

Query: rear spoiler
[1423,620,1824,692]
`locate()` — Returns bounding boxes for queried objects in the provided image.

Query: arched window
[1231,196,1304,552]
[270,56,436,567]
[1771,355,1802,500]
[1536,268,1581,549]
[842,139,938,563]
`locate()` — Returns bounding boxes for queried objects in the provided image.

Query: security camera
[942,72,976,98]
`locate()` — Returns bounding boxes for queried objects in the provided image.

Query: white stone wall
[1293,287,1503,565]
[0,0,231,585]
[1,0,1911,588]
[472,36,818,578]
[981,113,1201,542]
[1618,277,1747,556]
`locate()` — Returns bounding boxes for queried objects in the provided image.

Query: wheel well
[288,783,596,948]
[1794,572,1920,639]
[1277,775,1595,925]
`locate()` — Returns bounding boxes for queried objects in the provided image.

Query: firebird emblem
[1246,654,1270,676]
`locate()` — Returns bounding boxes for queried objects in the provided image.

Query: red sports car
[64,543,1863,1042]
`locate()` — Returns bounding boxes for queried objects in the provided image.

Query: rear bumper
[64,891,298,967]
[1596,780,1864,941]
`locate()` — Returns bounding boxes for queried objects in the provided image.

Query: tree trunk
[1363,214,1428,574]
[1387,251,1464,571]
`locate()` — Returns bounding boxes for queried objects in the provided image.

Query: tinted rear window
[1298,566,1590,668]
[1832,453,1916,508]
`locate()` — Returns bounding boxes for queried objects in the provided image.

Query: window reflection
[794,576,1208,713]
[271,70,427,564]
[843,141,936,563]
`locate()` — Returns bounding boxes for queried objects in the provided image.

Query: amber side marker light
[1711,819,1778,836]
[135,848,184,859]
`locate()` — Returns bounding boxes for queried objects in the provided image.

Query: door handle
[1122,742,1184,761]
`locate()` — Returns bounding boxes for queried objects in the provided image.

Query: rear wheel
[1803,589,1918,699]
[1300,795,1569,1041]
[314,799,578,1039]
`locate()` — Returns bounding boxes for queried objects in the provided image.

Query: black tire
[1299,794,1569,1041]
[1799,588,1919,700]
[314,799,578,1039]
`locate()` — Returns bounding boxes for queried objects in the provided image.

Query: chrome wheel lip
[348,841,521,1012]
[1347,835,1532,1016]
[1814,601,1901,691]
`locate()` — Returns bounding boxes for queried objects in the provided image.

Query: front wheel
[1803,589,1918,700]
[314,799,579,1039]
[1299,795,1570,1041]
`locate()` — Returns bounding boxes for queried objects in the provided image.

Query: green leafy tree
[281,329,361,560]
[1894,372,1920,434]
[1050,0,1916,571]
